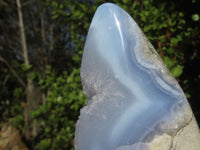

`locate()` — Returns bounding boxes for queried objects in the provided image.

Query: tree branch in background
[0,56,26,88]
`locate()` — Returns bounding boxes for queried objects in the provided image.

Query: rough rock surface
[0,123,29,150]
[148,115,200,150]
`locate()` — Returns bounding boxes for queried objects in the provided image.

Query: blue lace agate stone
[75,3,192,150]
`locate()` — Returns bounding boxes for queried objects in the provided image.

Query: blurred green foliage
[31,66,86,150]
[0,0,200,150]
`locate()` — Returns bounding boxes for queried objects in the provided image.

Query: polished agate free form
[75,3,200,150]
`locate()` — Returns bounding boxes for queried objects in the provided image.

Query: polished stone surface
[75,3,199,150]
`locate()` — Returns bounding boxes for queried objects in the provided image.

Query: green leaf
[122,0,129,4]
[192,14,199,21]
[179,12,184,17]
[21,64,32,72]
[60,4,64,9]
[52,2,58,8]
[36,139,51,150]
[52,14,59,19]
[171,65,183,78]
[164,56,174,69]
